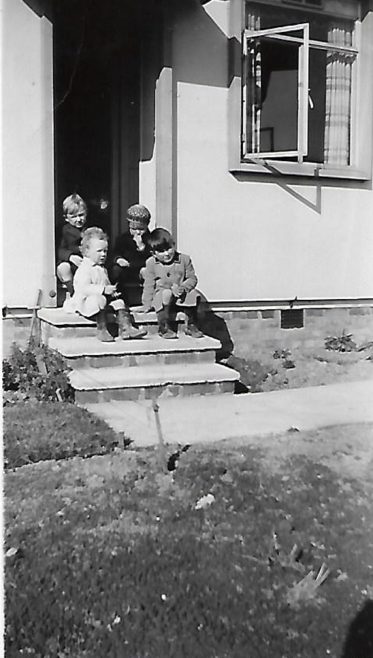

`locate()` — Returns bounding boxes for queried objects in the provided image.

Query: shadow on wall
[141,0,240,163]
[197,292,234,360]
[341,600,373,658]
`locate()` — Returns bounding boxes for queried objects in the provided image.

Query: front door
[53,0,140,244]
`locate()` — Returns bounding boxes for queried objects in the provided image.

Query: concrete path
[83,379,373,447]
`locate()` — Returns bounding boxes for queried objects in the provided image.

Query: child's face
[153,245,176,264]
[85,238,108,265]
[66,207,87,229]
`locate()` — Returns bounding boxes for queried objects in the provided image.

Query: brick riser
[75,380,235,404]
[38,308,240,403]
[66,349,215,370]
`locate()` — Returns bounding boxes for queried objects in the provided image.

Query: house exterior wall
[169,0,373,305]
[2,0,55,311]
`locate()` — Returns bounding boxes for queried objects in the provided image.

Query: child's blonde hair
[80,227,108,256]
[63,193,87,217]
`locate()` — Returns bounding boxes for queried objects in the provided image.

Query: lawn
[5,422,373,658]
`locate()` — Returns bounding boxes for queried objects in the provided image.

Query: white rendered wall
[172,1,373,303]
[2,0,55,309]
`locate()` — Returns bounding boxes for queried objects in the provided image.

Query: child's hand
[171,284,184,297]
[137,305,152,313]
[104,284,117,295]
[133,234,145,251]
[69,254,83,267]
[116,258,130,268]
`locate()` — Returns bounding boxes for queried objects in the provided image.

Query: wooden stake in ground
[152,399,168,472]
[29,289,42,343]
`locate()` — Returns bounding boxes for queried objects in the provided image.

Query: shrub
[3,339,74,402]
[3,401,125,468]
[324,331,357,353]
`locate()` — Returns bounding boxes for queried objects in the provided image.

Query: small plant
[324,331,357,353]
[273,348,296,369]
[2,339,74,402]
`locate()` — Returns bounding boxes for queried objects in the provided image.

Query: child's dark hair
[148,228,175,253]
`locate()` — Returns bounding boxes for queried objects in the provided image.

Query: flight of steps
[38,308,239,405]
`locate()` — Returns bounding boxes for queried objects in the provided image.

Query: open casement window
[242,23,309,162]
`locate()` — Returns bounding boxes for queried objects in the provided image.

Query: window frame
[227,0,371,181]
[242,23,310,162]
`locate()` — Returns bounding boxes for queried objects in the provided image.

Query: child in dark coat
[56,193,87,296]
[139,228,203,339]
[110,204,152,307]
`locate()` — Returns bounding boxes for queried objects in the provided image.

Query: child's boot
[157,306,178,339]
[96,310,115,342]
[184,307,204,338]
[117,308,147,340]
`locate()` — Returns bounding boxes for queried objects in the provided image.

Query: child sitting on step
[139,228,203,339]
[110,204,152,306]
[56,193,87,297]
[65,227,146,342]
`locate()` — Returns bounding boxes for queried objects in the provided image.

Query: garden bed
[226,338,373,393]
[5,423,373,657]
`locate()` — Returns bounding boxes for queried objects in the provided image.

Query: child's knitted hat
[127,204,151,229]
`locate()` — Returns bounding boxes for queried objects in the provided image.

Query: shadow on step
[196,293,234,361]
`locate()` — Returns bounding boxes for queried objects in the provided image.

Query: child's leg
[95,309,115,342]
[157,289,178,339]
[108,298,147,340]
[56,262,74,295]
[82,294,114,342]
[178,292,203,338]
[183,304,204,338]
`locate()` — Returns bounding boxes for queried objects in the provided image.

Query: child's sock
[65,281,74,296]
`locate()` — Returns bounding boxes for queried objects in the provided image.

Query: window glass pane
[307,48,327,162]
[249,39,298,153]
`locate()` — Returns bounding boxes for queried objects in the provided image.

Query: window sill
[229,160,371,181]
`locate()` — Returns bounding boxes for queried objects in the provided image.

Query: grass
[5,423,373,657]
[3,401,127,468]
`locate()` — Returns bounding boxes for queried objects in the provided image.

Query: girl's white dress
[63,256,110,318]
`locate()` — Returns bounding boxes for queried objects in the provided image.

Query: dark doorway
[53,0,141,243]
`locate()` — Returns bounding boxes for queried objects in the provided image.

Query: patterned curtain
[324,24,354,166]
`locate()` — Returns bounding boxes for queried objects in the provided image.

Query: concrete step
[70,362,239,403]
[38,307,186,342]
[49,334,220,368]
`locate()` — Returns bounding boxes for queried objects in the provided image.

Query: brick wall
[198,306,373,359]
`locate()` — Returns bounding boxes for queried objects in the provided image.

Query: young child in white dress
[66,227,146,342]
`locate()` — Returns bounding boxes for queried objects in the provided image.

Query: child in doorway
[66,227,146,342]
[139,228,203,339]
[56,193,87,296]
[110,204,152,306]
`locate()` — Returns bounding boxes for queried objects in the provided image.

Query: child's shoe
[184,308,204,338]
[96,310,115,342]
[117,309,147,340]
[159,327,178,339]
